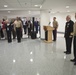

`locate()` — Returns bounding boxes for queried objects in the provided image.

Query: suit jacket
[64,20,74,38]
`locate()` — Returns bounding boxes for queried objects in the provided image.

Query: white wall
[50,12,75,32]
[40,11,50,39]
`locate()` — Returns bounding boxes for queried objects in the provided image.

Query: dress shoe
[70,59,76,62]
[64,51,67,53]
[53,40,56,41]
[18,40,21,43]
[18,41,21,43]
[66,52,71,54]
[8,41,12,43]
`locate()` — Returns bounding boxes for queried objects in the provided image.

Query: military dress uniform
[64,20,74,54]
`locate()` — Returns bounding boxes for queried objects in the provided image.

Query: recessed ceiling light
[34,5,38,7]
[29,11,31,12]
[4,5,8,7]
[66,6,69,8]
[8,11,10,13]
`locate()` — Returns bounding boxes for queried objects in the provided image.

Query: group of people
[64,14,76,65]
[0,17,40,43]
[0,14,76,65]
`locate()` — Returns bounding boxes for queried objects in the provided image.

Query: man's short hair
[67,15,71,19]
[54,17,56,19]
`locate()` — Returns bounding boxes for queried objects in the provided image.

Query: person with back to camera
[64,15,74,54]
[14,17,23,43]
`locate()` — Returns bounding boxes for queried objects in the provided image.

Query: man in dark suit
[64,15,74,54]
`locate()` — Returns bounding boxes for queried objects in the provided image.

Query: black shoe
[18,41,21,43]
[8,41,12,43]
[24,32,26,34]
[18,40,21,43]
[53,40,56,42]
[64,51,67,53]
[74,62,76,65]
[53,40,56,41]
[64,51,71,54]
[66,52,71,54]
[70,59,76,62]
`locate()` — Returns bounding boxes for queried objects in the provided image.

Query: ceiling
[0,0,44,10]
[0,0,76,13]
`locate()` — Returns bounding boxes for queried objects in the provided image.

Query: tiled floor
[0,34,76,75]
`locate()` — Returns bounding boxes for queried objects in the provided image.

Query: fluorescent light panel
[4,5,8,7]
[66,6,69,8]
[34,5,39,7]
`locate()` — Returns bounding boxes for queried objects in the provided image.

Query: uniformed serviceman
[14,17,23,43]
[6,20,12,43]
[64,15,74,54]
[52,17,58,41]
[70,13,76,65]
